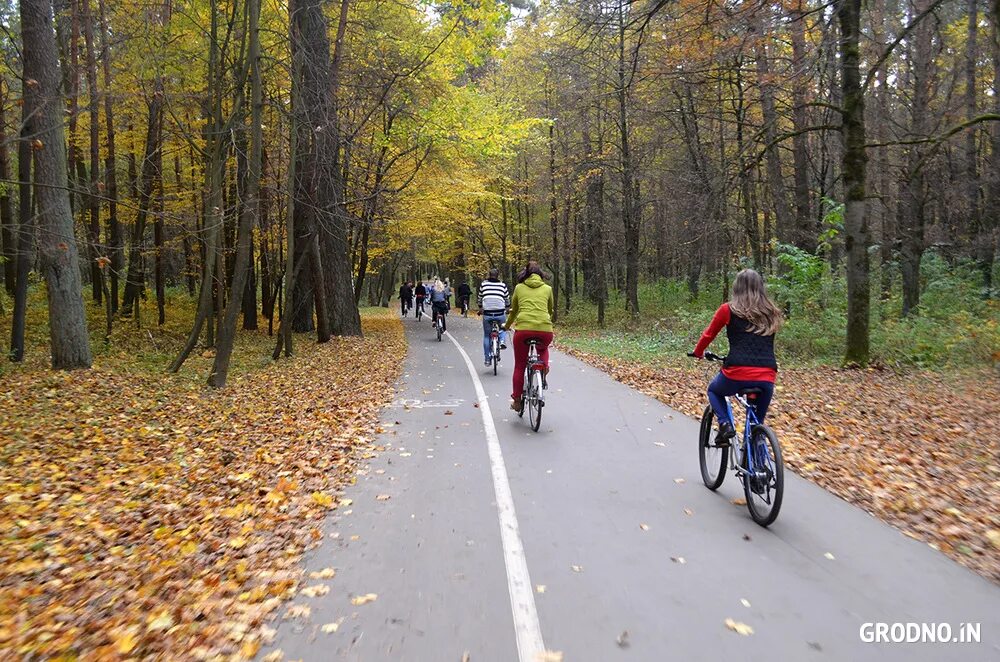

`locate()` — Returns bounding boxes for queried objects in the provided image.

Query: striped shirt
[478,279,510,313]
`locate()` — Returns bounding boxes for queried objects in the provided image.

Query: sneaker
[485,360,492,367]
[511,398,523,413]
[500,342,507,350]
[714,422,735,447]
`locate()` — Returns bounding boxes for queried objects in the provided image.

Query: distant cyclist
[456,281,472,317]
[430,278,450,333]
[691,268,782,445]
[414,281,427,318]
[504,261,554,413]
[478,268,510,367]
[399,281,413,317]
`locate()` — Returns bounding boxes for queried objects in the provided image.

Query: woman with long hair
[691,269,783,444]
[429,277,450,332]
[503,261,555,412]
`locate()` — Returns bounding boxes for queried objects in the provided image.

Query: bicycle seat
[738,387,763,397]
[526,339,539,346]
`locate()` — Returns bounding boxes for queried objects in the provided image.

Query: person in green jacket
[503,261,555,412]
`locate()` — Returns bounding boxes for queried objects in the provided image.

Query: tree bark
[0,81,15,295]
[98,0,120,312]
[82,0,101,303]
[788,0,814,251]
[617,0,639,317]
[9,98,35,361]
[838,0,871,365]
[122,81,163,313]
[21,0,92,368]
[900,0,934,316]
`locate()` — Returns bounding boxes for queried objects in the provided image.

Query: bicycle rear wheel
[492,338,499,375]
[698,406,727,490]
[743,425,784,527]
[517,368,527,418]
[527,369,543,431]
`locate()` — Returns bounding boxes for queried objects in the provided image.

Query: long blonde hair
[433,278,444,293]
[729,269,783,335]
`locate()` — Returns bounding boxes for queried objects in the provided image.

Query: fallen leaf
[146,610,174,632]
[670,556,686,564]
[299,584,329,598]
[570,565,583,573]
[376,494,391,501]
[536,652,564,662]
[824,552,836,560]
[284,604,311,619]
[731,497,747,506]
[309,567,336,579]
[616,630,630,648]
[683,508,694,516]
[262,651,284,662]
[724,618,754,636]
[639,523,650,531]
[321,622,339,634]
[740,598,751,608]
[673,477,685,484]
[351,593,378,605]
[535,584,546,593]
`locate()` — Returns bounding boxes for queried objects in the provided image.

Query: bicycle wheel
[698,406,727,490]
[517,369,527,418]
[528,369,543,431]
[436,318,443,341]
[492,338,499,375]
[743,425,784,527]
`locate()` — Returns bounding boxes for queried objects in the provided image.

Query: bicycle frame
[724,394,776,498]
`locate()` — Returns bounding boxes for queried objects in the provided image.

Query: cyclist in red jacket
[691,269,783,445]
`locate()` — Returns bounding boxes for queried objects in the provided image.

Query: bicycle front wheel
[528,370,543,431]
[698,406,727,490]
[743,425,784,527]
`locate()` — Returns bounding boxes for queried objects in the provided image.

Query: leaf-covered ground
[558,341,1000,583]
[0,305,404,659]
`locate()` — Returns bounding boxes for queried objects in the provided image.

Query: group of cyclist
[399,262,781,429]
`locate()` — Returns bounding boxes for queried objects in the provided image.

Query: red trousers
[511,330,553,400]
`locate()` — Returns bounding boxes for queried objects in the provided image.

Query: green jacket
[504,274,554,332]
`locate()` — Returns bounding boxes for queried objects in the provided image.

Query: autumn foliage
[0,310,404,658]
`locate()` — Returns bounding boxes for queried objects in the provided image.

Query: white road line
[447,331,547,661]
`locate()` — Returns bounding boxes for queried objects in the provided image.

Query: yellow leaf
[229,536,248,549]
[241,639,261,657]
[724,618,754,636]
[180,540,198,555]
[311,492,334,508]
[321,622,339,633]
[350,593,378,606]
[299,584,329,598]
[114,625,140,653]
[309,567,336,579]
[146,610,174,632]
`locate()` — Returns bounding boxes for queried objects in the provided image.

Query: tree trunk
[209,0,262,386]
[789,0,814,251]
[981,0,999,293]
[900,0,934,317]
[21,0,92,368]
[98,0,120,313]
[754,7,793,247]
[838,0,871,365]
[0,81,15,295]
[9,100,35,361]
[122,81,163,314]
[82,0,101,303]
[617,0,639,317]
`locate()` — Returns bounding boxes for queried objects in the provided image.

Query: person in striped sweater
[477,269,510,366]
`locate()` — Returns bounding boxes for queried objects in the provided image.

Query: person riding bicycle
[399,281,413,317]
[429,278,450,333]
[503,261,554,413]
[414,281,427,317]
[478,268,510,367]
[456,281,472,316]
[691,269,782,446]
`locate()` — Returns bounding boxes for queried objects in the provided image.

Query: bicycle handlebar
[687,351,726,362]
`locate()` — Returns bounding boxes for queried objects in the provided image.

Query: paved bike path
[264,315,1000,661]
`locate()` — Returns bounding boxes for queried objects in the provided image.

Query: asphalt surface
[263,314,1000,661]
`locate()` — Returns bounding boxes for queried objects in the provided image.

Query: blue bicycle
[693,352,784,527]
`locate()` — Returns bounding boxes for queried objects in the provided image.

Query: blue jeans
[707,372,774,427]
[482,313,507,361]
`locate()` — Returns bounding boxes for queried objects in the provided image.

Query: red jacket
[693,303,777,383]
